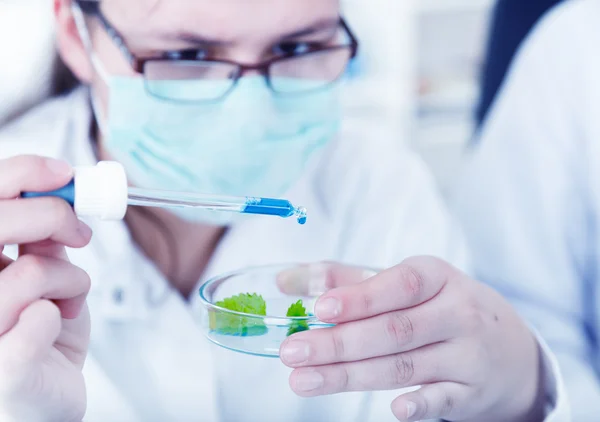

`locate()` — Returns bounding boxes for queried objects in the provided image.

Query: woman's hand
[0,156,92,422]
[278,257,545,422]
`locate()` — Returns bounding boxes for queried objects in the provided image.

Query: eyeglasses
[76,0,359,103]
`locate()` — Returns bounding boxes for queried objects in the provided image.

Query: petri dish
[197,263,334,358]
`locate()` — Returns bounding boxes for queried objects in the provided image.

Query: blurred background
[0,0,493,195]
[340,0,492,196]
[411,0,492,193]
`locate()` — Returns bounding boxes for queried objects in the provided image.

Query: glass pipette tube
[127,187,307,224]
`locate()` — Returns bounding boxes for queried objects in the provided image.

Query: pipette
[20,161,307,224]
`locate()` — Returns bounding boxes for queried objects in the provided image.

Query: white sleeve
[82,355,141,422]
[451,2,600,421]
[534,331,570,421]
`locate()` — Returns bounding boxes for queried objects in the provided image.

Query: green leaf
[286,300,310,336]
[209,293,268,337]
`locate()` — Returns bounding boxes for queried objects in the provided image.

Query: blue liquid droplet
[296,207,307,225]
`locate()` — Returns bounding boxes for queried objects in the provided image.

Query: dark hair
[51,55,80,96]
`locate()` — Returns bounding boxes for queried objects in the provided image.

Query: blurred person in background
[454,0,600,420]
[0,0,568,421]
[476,0,565,127]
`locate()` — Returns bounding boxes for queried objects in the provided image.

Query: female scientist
[453,0,600,420]
[0,0,560,421]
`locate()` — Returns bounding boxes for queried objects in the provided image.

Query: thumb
[276,262,378,296]
[391,382,469,422]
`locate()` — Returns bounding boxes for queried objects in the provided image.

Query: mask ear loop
[71,2,110,136]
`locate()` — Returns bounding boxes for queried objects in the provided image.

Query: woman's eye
[165,49,210,60]
[273,42,322,56]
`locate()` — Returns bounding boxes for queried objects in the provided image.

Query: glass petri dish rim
[198,262,326,323]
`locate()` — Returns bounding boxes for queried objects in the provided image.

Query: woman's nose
[221,47,269,77]
[240,68,264,77]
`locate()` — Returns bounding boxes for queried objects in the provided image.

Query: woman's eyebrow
[280,18,340,40]
[149,17,340,49]
[167,32,234,47]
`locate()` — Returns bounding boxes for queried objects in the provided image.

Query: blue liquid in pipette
[243,198,307,225]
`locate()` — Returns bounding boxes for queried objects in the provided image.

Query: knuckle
[461,299,485,334]
[390,354,415,386]
[361,292,373,315]
[384,313,414,348]
[331,330,346,360]
[398,265,425,300]
[420,395,429,417]
[440,391,455,416]
[337,366,350,391]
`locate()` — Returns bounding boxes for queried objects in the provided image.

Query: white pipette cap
[74,161,128,220]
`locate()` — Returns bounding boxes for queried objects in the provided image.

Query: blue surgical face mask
[73,10,342,226]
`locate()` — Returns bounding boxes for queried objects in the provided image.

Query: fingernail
[294,370,324,392]
[362,269,378,280]
[315,296,341,320]
[277,267,308,294]
[406,401,417,419]
[46,159,72,178]
[277,264,328,296]
[77,221,93,240]
[281,341,310,365]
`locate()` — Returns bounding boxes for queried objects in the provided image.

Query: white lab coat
[451,0,600,420]
[0,86,470,422]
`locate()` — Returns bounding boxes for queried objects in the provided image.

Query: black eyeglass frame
[76,0,359,101]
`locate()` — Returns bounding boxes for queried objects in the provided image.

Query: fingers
[0,255,91,336]
[0,198,91,248]
[0,300,62,366]
[55,302,90,370]
[277,262,377,296]
[0,155,73,199]
[314,256,458,323]
[288,343,451,397]
[281,300,455,367]
[19,241,69,261]
[0,155,88,250]
[391,382,470,422]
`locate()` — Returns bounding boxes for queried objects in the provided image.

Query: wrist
[463,332,547,422]
[495,336,547,422]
